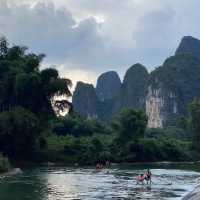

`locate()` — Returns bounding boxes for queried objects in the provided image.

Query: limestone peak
[96,71,121,101]
[175,36,200,58]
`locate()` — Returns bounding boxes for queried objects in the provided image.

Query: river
[0,163,200,200]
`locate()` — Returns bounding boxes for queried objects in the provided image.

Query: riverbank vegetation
[0,154,10,173]
[40,109,195,165]
[0,37,200,167]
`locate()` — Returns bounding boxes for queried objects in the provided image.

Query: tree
[188,99,200,151]
[177,116,188,130]
[40,68,72,115]
[0,38,73,161]
[112,109,147,143]
[0,107,40,159]
[0,38,72,116]
[52,113,110,137]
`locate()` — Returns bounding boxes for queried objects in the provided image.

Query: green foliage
[0,37,72,161]
[41,107,195,164]
[52,115,110,137]
[0,154,10,173]
[136,138,189,162]
[0,37,72,116]
[177,116,189,131]
[110,138,190,162]
[42,134,111,165]
[0,107,40,159]
[112,109,147,142]
[188,99,200,151]
[145,127,189,140]
[108,108,191,163]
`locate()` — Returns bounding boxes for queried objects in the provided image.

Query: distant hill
[73,36,200,128]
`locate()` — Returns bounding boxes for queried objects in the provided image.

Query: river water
[0,164,200,200]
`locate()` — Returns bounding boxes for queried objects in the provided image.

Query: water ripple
[0,166,199,200]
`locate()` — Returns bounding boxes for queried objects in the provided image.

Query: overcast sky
[0,0,200,87]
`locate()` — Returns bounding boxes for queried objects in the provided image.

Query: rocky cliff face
[146,53,200,127]
[96,71,121,101]
[146,86,164,128]
[72,81,99,118]
[146,86,178,128]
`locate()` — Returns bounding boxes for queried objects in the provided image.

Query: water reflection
[0,169,46,200]
[0,165,199,200]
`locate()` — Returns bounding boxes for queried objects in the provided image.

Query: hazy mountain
[114,63,149,113]
[73,36,200,127]
[72,81,99,118]
[175,36,200,58]
[96,71,121,101]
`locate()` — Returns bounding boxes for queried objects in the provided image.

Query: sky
[0,0,200,88]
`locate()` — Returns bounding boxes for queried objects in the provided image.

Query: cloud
[0,1,103,61]
[58,64,97,91]
[0,0,105,86]
[55,0,178,71]
[1,0,200,85]
[132,5,177,69]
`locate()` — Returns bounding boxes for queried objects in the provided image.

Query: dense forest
[0,37,200,172]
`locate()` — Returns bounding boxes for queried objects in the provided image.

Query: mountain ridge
[72,36,200,127]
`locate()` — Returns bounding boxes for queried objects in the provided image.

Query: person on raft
[96,163,103,170]
[137,174,146,184]
[144,169,152,184]
[136,169,152,184]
